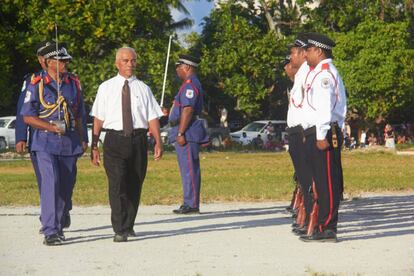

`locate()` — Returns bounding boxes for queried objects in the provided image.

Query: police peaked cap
[176,54,201,67]
[306,33,336,50]
[288,32,308,48]
[36,40,55,56]
[39,42,72,60]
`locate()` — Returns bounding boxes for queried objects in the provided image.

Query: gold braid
[38,78,70,127]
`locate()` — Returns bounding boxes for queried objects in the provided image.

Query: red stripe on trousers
[186,144,197,207]
[324,151,334,227]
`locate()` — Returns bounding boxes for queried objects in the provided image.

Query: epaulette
[30,74,42,85]
[321,63,329,70]
[44,75,52,84]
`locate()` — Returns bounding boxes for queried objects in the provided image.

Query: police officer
[285,34,314,235]
[16,41,88,232]
[169,54,208,214]
[20,43,87,245]
[299,33,347,242]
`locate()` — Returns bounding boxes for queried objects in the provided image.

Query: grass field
[0,150,413,206]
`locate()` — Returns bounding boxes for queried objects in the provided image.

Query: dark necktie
[122,79,133,136]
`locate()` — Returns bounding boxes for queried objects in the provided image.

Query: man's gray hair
[116,46,137,60]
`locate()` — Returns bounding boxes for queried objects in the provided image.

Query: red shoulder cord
[291,69,313,108]
[304,63,339,111]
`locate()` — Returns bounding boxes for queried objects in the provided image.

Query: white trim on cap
[36,42,52,55]
[43,47,72,59]
[308,39,333,50]
[295,39,307,47]
[178,58,198,67]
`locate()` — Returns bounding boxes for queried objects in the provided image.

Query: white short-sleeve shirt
[90,74,163,130]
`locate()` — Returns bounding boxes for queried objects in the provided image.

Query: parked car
[230,120,287,144]
[87,123,106,147]
[160,118,230,148]
[0,116,17,150]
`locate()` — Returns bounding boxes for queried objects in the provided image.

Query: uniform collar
[116,73,136,84]
[313,58,332,71]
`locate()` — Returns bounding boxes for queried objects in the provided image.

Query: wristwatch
[177,132,185,137]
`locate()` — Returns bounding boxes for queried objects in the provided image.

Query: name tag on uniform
[186,89,194,99]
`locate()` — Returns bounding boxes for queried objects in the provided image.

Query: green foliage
[334,19,414,122]
[0,0,189,113]
[195,2,290,119]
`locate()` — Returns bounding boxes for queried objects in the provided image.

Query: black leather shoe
[292,226,307,236]
[43,234,62,246]
[127,229,136,237]
[299,229,337,243]
[58,231,65,241]
[173,205,200,214]
[63,213,71,229]
[113,234,128,242]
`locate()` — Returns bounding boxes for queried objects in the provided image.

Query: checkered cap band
[43,47,72,59]
[178,58,198,67]
[308,39,333,50]
[295,39,307,47]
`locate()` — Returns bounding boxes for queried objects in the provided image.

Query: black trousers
[103,130,148,235]
[304,126,343,231]
[287,126,313,215]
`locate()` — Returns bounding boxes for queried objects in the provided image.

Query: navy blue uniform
[20,71,86,236]
[16,72,42,193]
[168,75,208,209]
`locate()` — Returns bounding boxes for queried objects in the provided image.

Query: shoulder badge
[321,77,330,88]
[185,89,194,99]
[24,91,31,103]
[322,63,329,70]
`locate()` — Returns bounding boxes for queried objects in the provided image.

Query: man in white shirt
[90,47,163,242]
[284,34,313,235]
[299,33,347,243]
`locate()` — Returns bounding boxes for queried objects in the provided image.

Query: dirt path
[1,194,413,276]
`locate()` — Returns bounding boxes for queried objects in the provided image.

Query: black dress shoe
[299,229,337,243]
[292,227,307,236]
[173,205,200,214]
[58,231,65,241]
[113,234,128,242]
[127,229,136,237]
[63,213,71,229]
[43,234,62,246]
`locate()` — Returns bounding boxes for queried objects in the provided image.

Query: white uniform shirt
[287,61,310,127]
[302,59,347,140]
[90,74,163,130]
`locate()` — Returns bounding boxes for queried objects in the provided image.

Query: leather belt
[303,126,316,137]
[106,128,147,137]
[286,125,303,135]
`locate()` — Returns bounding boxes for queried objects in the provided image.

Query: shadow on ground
[58,195,414,244]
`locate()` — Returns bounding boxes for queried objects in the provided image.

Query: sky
[171,0,215,38]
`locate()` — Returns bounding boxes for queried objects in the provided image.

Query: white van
[230,120,287,144]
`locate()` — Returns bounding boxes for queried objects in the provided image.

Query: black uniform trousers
[286,126,313,215]
[103,129,148,235]
[304,125,343,231]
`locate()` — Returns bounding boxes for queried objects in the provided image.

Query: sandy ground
[1,194,414,276]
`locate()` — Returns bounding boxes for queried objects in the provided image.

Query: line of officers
[15,31,346,246]
[284,32,346,242]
